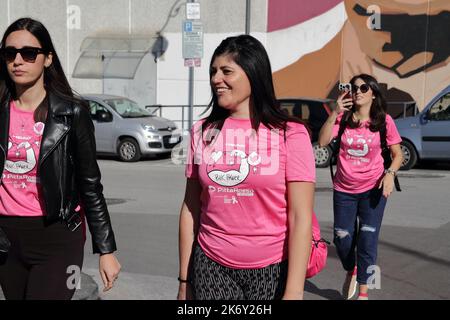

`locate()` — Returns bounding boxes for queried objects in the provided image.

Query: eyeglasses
[352,83,370,94]
[0,47,47,63]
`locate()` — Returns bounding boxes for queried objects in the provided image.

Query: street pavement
[81,156,450,300]
[2,157,449,300]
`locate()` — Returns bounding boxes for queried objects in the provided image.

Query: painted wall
[271,0,450,112]
[0,0,268,114]
[3,0,447,119]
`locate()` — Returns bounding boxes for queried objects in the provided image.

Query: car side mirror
[97,110,112,122]
[420,110,430,124]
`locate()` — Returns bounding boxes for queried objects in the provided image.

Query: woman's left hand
[99,253,121,292]
[379,173,394,198]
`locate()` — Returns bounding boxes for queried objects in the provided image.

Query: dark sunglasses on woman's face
[352,83,370,94]
[0,47,46,63]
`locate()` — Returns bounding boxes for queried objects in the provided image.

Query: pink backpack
[306,212,329,278]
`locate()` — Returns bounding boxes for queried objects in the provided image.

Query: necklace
[19,116,28,133]
[21,119,26,132]
[13,103,32,133]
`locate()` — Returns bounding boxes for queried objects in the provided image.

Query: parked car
[82,94,182,162]
[386,100,418,120]
[278,98,333,167]
[395,85,450,170]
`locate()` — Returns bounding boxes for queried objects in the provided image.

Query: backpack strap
[329,113,348,182]
[380,121,401,192]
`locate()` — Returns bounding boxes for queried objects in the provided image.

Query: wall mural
[271,0,450,113]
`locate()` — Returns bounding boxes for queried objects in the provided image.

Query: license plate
[169,136,179,144]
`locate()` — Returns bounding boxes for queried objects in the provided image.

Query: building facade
[1,0,448,127]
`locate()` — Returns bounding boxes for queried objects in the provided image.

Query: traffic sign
[186,2,201,20]
[184,58,201,67]
[182,20,203,59]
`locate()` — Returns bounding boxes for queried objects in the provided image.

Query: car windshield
[104,98,152,118]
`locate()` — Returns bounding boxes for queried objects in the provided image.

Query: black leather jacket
[0,93,117,254]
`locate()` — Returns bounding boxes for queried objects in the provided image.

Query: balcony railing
[145,104,209,131]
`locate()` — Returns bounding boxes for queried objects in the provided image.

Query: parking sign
[182,20,203,59]
[184,21,193,32]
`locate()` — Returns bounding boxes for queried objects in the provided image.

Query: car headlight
[142,124,157,132]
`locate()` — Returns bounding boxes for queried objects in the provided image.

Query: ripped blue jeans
[333,188,387,284]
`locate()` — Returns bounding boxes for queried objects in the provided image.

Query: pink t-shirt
[332,114,402,194]
[185,118,316,269]
[0,101,46,216]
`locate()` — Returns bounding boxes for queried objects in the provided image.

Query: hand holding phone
[339,82,352,99]
[336,83,354,114]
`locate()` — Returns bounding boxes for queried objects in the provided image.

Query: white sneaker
[342,267,357,300]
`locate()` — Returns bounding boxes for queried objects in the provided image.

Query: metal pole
[182,105,185,132]
[245,0,251,34]
[187,0,195,131]
[188,66,194,131]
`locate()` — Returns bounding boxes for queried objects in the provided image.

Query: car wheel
[313,142,332,168]
[118,138,141,162]
[400,140,417,170]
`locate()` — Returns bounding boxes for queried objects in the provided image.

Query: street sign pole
[183,0,202,131]
[188,64,194,131]
[245,0,251,34]
[187,1,194,131]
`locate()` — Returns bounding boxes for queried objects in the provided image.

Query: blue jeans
[333,188,387,284]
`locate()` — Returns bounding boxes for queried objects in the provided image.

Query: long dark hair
[344,74,387,132]
[201,35,303,141]
[0,17,84,122]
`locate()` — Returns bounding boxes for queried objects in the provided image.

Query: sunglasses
[0,47,47,63]
[352,83,371,94]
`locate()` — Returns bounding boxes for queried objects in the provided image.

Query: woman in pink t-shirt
[0,18,120,299]
[177,35,316,300]
[319,74,403,300]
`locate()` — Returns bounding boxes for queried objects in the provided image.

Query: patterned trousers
[190,244,287,300]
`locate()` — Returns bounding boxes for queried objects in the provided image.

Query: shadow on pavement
[305,280,342,300]
[413,161,450,171]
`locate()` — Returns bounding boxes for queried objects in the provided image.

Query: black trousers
[0,216,84,300]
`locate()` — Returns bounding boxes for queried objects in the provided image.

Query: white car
[82,94,182,162]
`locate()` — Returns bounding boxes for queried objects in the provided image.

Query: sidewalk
[82,268,178,300]
[0,272,98,300]
[80,220,450,300]
[2,220,449,300]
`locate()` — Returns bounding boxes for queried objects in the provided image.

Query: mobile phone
[339,83,352,99]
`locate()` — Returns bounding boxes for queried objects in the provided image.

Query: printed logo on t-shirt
[206,149,261,187]
[3,122,45,188]
[199,127,282,205]
[347,137,369,157]
[343,131,376,165]
[33,121,45,135]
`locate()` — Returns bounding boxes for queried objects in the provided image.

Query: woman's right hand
[335,91,354,114]
[99,253,121,292]
[177,282,193,300]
